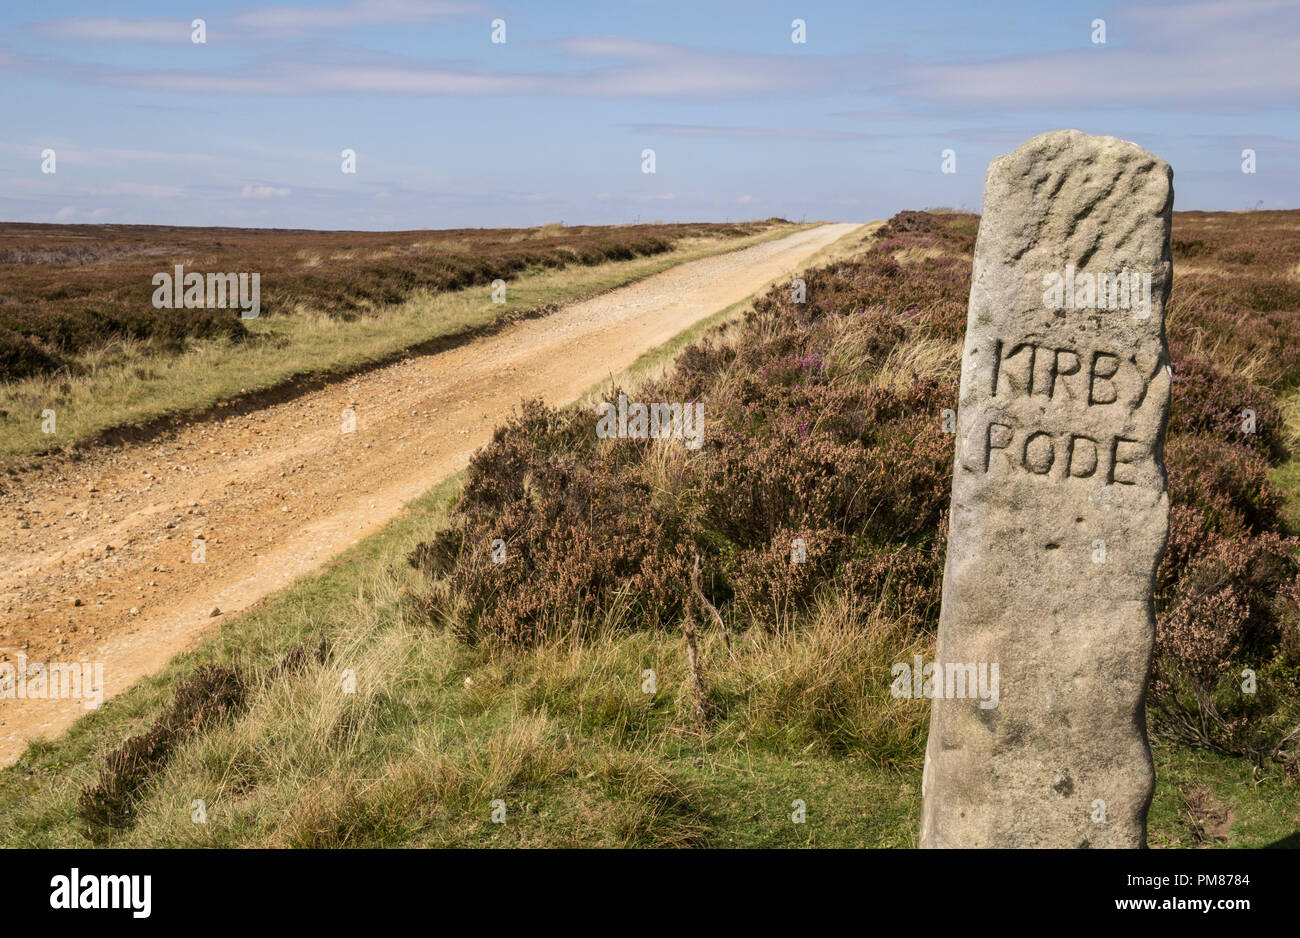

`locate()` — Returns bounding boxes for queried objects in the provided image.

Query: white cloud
[0,141,219,168]
[39,18,188,41]
[41,34,844,99]
[900,0,1300,111]
[241,185,292,198]
[38,2,479,43]
[235,0,479,32]
[631,124,880,141]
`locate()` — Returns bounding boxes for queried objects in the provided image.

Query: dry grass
[12,533,922,847]
[890,246,948,265]
[1283,391,1300,453]
[1165,289,1271,386]
[818,312,961,391]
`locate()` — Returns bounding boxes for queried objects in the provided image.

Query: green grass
[1149,744,1300,848]
[0,507,928,849]
[5,486,1294,848]
[3,455,1294,849]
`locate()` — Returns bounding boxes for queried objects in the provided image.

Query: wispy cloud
[898,0,1300,112]
[87,182,188,199]
[241,184,292,198]
[0,140,220,167]
[557,36,843,97]
[630,124,882,142]
[102,62,529,96]
[558,36,678,59]
[5,24,852,100]
[38,1,481,42]
[66,57,822,99]
[38,18,189,42]
[234,0,482,33]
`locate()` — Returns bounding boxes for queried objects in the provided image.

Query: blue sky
[1,0,1296,230]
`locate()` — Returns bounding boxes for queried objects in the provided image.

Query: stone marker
[920,130,1173,848]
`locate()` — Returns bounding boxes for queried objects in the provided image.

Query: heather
[410,249,964,647]
[76,664,248,839]
[0,221,794,467]
[414,209,1300,778]
[0,220,776,379]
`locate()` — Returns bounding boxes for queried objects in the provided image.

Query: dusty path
[0,222,862,764]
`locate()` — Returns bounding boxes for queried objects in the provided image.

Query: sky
[0,0,1296,230]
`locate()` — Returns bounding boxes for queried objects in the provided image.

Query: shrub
[410,212,966,643]
[77,665,247,838]
[1165,433,1284,538]
[409,208,1300,773]
[0,328,65,379]
[1168,355,1282,456]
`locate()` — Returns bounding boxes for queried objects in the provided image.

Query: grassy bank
[2,468,1292,847]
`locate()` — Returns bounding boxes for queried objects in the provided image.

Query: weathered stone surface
[920,130,1173,848]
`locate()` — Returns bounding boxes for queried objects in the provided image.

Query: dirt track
[0,222,862,764]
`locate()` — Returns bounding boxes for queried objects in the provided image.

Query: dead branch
[681,606,708,728]
[690,552,733,660]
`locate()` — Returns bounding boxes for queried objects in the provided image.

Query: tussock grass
[889,246,948,265]
[1271,389,1300,532]
[817,311,961,391]
[0,460,932,847]
[1165,283,1270,386]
